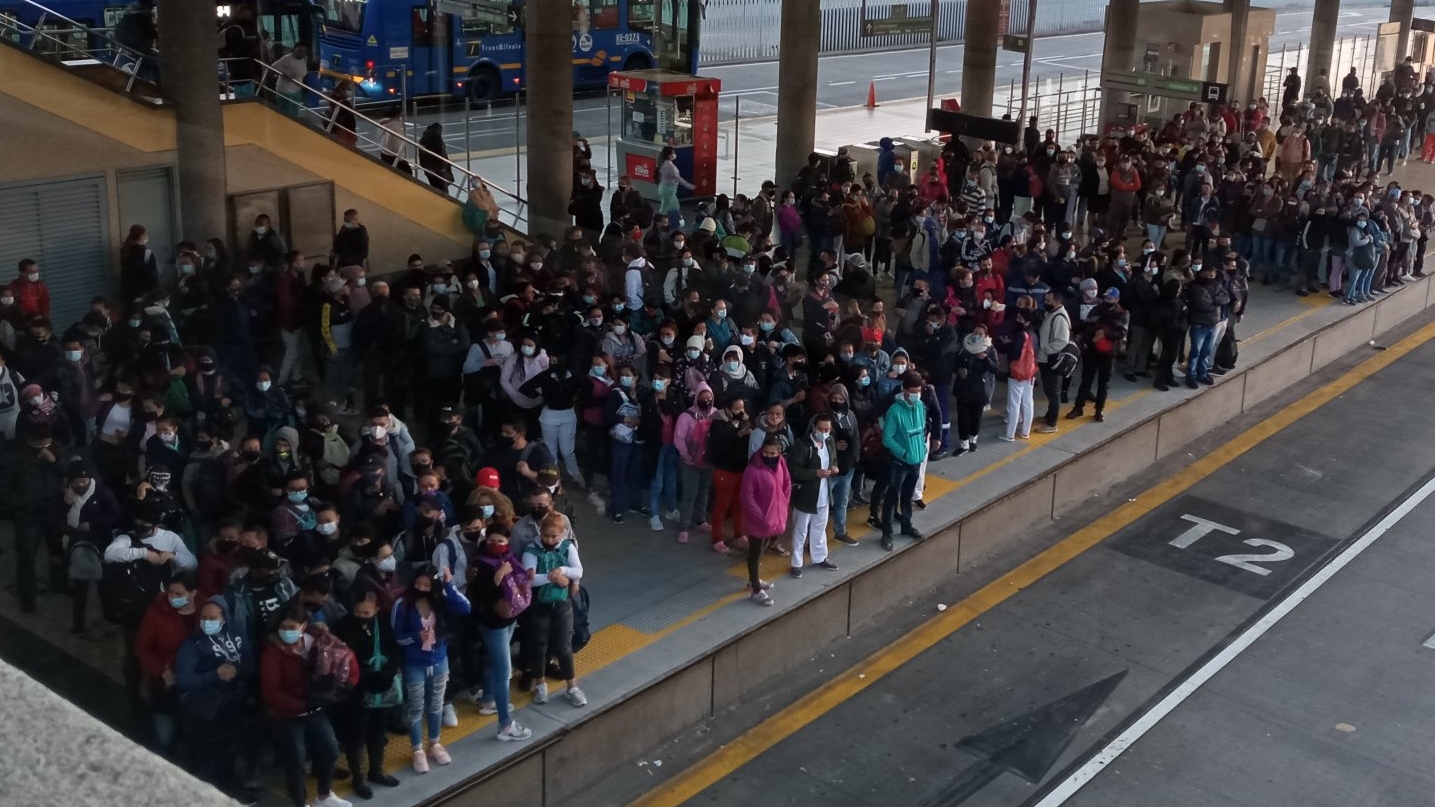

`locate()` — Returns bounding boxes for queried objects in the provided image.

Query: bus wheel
[622,54,651,72]
[467,66,502,103]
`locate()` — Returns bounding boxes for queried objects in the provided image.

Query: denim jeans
[649,444,680,515]
[271,712,340,807]
[829,468,854,536]
[540,407,580,480]
[403,656,449,747]
[609,439,642,515]
[1187,324,1217,380]
[1146,223,1167,249]
[881,460,920,531]
[478,623,517,727]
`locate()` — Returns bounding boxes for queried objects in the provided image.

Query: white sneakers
[567,686,588,707]
[497,721,534,742]
[412,748,428,774]
[313,795,352,807]
[441,702,458,727]
[649,515,664,531]
[533,682,549,704]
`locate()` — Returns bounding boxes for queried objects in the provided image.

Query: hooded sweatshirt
[674,381,716,468]
[881,389,928,465]
[390,578,471,667]
[174,596,255,711]
[739,449,792,538]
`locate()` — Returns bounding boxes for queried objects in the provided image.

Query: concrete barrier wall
[430,276,1435,807]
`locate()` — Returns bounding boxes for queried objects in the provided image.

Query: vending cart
[608,69,721,202]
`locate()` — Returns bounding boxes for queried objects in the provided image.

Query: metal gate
[0,175,109,330]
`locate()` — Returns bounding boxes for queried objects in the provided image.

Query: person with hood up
[739,436,792,606]
[876,137,898,188]
[673,381,716,545]
[787,412,841,579]
[708,343,762,416]
[879,371,929,550]
[174,595,257,801]
[951,325,999,454]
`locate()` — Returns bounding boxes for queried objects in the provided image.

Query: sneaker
[750,590,774,607]
[880,533,894,551]
[731,536,751,550]
[697,521,713,534]
[901,526,925,540]
[999,434,1016,442]
[649,515,664,531]
[833,533,859,546]
[912,499,927,510]
[428,742,451,766]
[412,749,429,774]
[677,530,690,544]
[1035,424,1058,434]
[611,512,625,524]
[351,780,374,800]
[1185,377,1199,389]
[462,685,484,704]
[478,701,497,716]
[533,682,549,705]
[567,686,587,707]
[315,795,353,807]
[789,567,803,579]
[1199,376,1215,387]
[441,702,458,727]
[664,509,681,521]
[567,475,587,491]
[586,491,605,509]
[756,579,773,590]
[497,721,533,742]
[1018,433,1031,440]
[711,540,730,553]
[815,559,840,571]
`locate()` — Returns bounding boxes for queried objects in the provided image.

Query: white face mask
[257,380,272,392]
[316,521,338,536]
[376,556,397,572]
[26,272,39,282]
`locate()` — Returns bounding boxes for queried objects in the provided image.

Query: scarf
[65,479,94,529]
[963,333,992,355]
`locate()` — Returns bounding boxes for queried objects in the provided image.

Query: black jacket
[333,612,401,703]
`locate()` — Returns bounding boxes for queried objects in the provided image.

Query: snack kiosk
[608,69,721,202]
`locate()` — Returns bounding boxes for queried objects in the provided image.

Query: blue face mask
[686,348,701,360]
[858,375,871,387]
[169,596,190,609]
[590,366,606,377]
[620,375,635,388]
[200,619,223,636]
[652,379,668,392]
[715,309,728,320]
[287,490,307,504]
[614,302,627,312]
[279,628,302,645]
[727,360,742,373]
[479,250,491,259]
[481,504,495,518]
[759,321,775,332]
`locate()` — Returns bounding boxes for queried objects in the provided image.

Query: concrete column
[525,0,574,238]
[961,0,1001,119]
[157,0,227,242]
[775,0,820,189]
[1391,0,1415,61]
[1225,0,1254,104]
[1099,0,1142,123]
[1306,0,1340,94]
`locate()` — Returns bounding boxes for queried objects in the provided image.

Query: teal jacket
[882,395,927,465]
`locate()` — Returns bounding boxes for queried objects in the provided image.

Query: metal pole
[1057,72,1065,141]
[515,88,522,193]
[924,0,938,130]
[1082,69,1090,135]
[1017,0,1039,127]
[1008,78,1016,118]
[464,97,471,168]
[733,94,741,198]
[606,88,613,190]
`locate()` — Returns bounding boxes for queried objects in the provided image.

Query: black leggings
[954,399,984,442]
[331,703,392,781]
[748,536,768,591]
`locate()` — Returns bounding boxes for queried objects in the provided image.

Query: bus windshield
[316,0,364,32]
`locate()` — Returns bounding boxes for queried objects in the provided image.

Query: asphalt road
[579,313,1435,807]
[386,5,1393,156]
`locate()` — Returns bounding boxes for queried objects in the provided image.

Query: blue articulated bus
[313,0,702,102]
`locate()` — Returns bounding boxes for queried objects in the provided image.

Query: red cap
[476,467,500,489]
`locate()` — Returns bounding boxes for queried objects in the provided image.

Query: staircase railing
[1,0,158,97]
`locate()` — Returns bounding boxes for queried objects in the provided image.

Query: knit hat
[699,217,717,233]
[686,334,706,351]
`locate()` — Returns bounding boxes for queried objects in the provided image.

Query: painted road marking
[1109,498,1337,599]
[1034,473,1435,806]
[1422,630,1435,650]
[625,316,1435,807]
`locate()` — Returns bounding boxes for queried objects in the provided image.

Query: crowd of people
[2,35,1432,806]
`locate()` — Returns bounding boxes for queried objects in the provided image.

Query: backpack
[99,537,172,626]
[67,536,104,582]
[569,586,591,653]
[532,539,575,605]
[478,554,532,619]
[856,214,876,237]
[1049,342,1081,378]
[306,626,357,707]
[1009,333,1038,382]
[1215,323,1240,369]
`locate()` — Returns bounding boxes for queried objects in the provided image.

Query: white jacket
[104,529,197,571]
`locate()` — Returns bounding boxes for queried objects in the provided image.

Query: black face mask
[762,456,780,470]
[529,505,551,519]
[240,449,261,461]
[497,435,515,449]
[462,529,485,544]
[831,400,848,412]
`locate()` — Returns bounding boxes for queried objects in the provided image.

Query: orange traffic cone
[866,81,879,109]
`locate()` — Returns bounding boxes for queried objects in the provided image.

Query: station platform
[6,111,1435,807]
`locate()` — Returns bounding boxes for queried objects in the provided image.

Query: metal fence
[1261,35,1384,102]
[698,0,1112,65]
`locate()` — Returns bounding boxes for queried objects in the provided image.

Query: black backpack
[99,537,172,626]
[571,586,592,654]
[1215,323,1240,370]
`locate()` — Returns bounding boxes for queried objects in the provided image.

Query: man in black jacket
[354,280,395,411]
[331,209,370,268]
[1182,262,1231,388]
[332,592,402,798]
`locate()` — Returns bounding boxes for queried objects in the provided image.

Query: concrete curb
[429,277,1435,806]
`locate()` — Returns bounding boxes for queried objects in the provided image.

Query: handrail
[4,0,159,95]
[229,56,528,229]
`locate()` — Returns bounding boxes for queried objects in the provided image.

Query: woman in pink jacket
[739,437,792,607]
